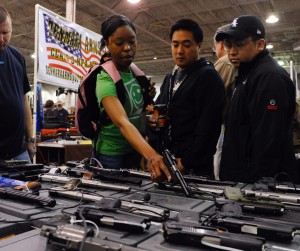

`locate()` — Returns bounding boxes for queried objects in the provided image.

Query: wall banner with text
[37,6,102,88]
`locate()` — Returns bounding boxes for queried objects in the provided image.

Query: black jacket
[220,50,297,182]
[156,58,225,177]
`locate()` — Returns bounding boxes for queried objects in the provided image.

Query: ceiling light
[277,60,284,66]
[266,15,279,23]
[293,41,300,51]
[266,43,273,49]
[127,0,140,3]
[153,56,157,60]
[31,53,36,59]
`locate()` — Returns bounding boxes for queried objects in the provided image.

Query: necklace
[171,69,187,97]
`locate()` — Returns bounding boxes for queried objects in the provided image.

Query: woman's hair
[100,14,136,50]
[169,19,203,43]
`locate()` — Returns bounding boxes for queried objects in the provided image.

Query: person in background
[0,6,35,162]
[53,100,69,121]
[213,24,239,180]
[44,99,55,117]
[95,14,170,181]
[150,19,225,179]
[216,15,298,183]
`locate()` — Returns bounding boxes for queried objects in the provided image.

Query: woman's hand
[146,153,171,182]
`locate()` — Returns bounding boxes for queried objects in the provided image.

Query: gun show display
[1,155,300,251]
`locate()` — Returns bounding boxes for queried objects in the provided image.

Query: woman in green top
[95,14,170,181]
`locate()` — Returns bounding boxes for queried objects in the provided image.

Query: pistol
[162,149,192,197]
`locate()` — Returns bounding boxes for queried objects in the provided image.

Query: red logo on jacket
[267,99,277,110]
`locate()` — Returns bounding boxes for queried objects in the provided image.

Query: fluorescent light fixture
[127,0,140,3]
[277,60,284,66]
[266,43,273,49]
[266,15,279,23]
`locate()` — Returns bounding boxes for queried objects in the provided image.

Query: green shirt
[95,70,144,155]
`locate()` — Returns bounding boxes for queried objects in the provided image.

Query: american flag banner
[37,8,102,88]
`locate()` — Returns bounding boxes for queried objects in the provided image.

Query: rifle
[163,221,265,251]
[162,149,192,197]
[39,173,131,192]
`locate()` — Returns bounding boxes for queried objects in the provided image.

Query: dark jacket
[220,50,297,183]
[156,58,225,177]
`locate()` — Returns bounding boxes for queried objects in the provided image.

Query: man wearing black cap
[216,15,297,183]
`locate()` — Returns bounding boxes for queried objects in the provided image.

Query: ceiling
[2,0,300,85]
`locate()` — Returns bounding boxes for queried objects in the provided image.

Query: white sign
[37,7,102,88]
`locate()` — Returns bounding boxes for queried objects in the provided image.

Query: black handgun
[210,203,295,242]
[219,187,285,215]
[76,204,151,233]
[215,197,285,215]
[211,215,295,242]
[162,149,192,197]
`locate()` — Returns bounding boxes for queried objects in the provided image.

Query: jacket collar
[239,50,269,74]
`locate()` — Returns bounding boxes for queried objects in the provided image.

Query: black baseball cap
[215,15,265,41]
[214,24,231,42]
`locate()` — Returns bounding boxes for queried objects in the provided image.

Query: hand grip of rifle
[162,149,192,197]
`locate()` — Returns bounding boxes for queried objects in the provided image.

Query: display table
[37,140,93,164]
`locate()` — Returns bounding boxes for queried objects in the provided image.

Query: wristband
[27,137,36,143]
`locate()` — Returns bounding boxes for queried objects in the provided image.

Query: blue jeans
[12,151,31,163]
[95,151,141,170]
